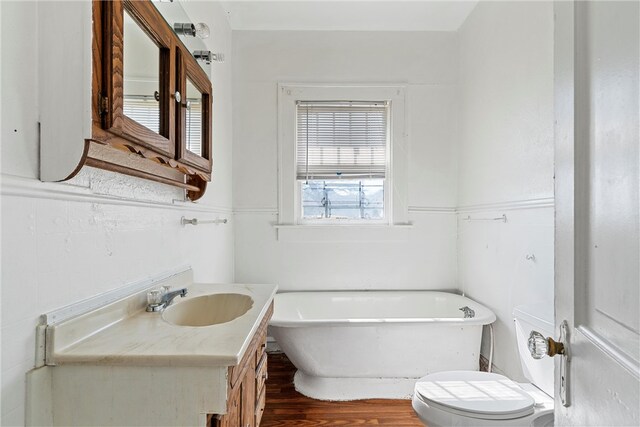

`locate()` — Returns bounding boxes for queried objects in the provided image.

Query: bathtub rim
[269,290,497,327]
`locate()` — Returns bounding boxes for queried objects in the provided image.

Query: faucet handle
[147,290,162,305]
[146,290,164,312]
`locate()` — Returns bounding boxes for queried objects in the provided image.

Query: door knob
[529,321,571,408]
[528,330,566,358]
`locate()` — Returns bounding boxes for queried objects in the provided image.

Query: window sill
[272,223,413,242]
[273,223,413,229]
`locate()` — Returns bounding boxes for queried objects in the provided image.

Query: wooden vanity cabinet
[210,303,272,427]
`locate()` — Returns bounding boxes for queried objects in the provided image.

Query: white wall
[0,2,234,425]
[233,31,459,290]
[457,1,554,379]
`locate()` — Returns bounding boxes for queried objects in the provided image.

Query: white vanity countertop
[47,282,278,367]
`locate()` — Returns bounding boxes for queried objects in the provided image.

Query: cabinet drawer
[254,306,271,365]
[228,342,254,389]
[255,386,266,427]
[255,335,267,366]
[255,353,268,397]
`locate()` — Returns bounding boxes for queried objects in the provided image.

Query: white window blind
[123,95,203,156]
[296,101,388,180]
[123,96,160,134]
[186,99,202,156]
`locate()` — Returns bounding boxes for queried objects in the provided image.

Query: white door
[555,1,640,425]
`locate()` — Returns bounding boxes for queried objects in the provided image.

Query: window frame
[278,84,408,226]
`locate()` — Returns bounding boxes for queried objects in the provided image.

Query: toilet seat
[414,371,536,420]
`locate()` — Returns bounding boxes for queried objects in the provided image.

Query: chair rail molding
[456,197,555,213]
[233,207,279,214]
[231,199,553,216]
[408,206,457,213]
[0,174,232,214]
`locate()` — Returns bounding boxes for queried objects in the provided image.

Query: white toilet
[412,304,555,426]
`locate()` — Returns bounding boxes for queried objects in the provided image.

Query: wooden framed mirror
[176,51,212,172]
[87,0,213,200]
[98,0,175,157]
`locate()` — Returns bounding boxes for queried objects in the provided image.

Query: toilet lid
[415,371,535,420]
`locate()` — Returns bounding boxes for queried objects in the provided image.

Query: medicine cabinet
[39,0,213,200]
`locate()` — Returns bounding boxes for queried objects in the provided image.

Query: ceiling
[219,1,479,32]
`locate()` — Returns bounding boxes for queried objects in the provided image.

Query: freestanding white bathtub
[269,291,496,400]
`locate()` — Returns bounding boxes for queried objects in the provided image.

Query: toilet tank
[513,304,554,397]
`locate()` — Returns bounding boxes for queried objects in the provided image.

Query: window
[278,84,407,226]
[297,101,388,221]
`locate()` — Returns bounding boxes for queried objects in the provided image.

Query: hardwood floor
[261,352,424,426]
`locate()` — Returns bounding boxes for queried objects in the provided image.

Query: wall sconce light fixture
[173,22,210,39]
[193,50,225,65]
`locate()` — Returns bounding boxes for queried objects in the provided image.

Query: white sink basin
[162,293,254,327]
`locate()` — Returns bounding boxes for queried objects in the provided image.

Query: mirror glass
[185,78,204,156]
[123,10,161,134]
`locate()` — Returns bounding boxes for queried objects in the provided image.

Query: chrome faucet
[146,288,188,312]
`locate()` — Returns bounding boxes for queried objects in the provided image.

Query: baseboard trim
[479,354,506,375]
[480,354,490,372]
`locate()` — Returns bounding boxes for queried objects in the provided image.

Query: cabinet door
[254,354,267,427]
[226,387,242,427]
[176,50,213,172]
[241,367,256,427]
[99,0,175,158]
